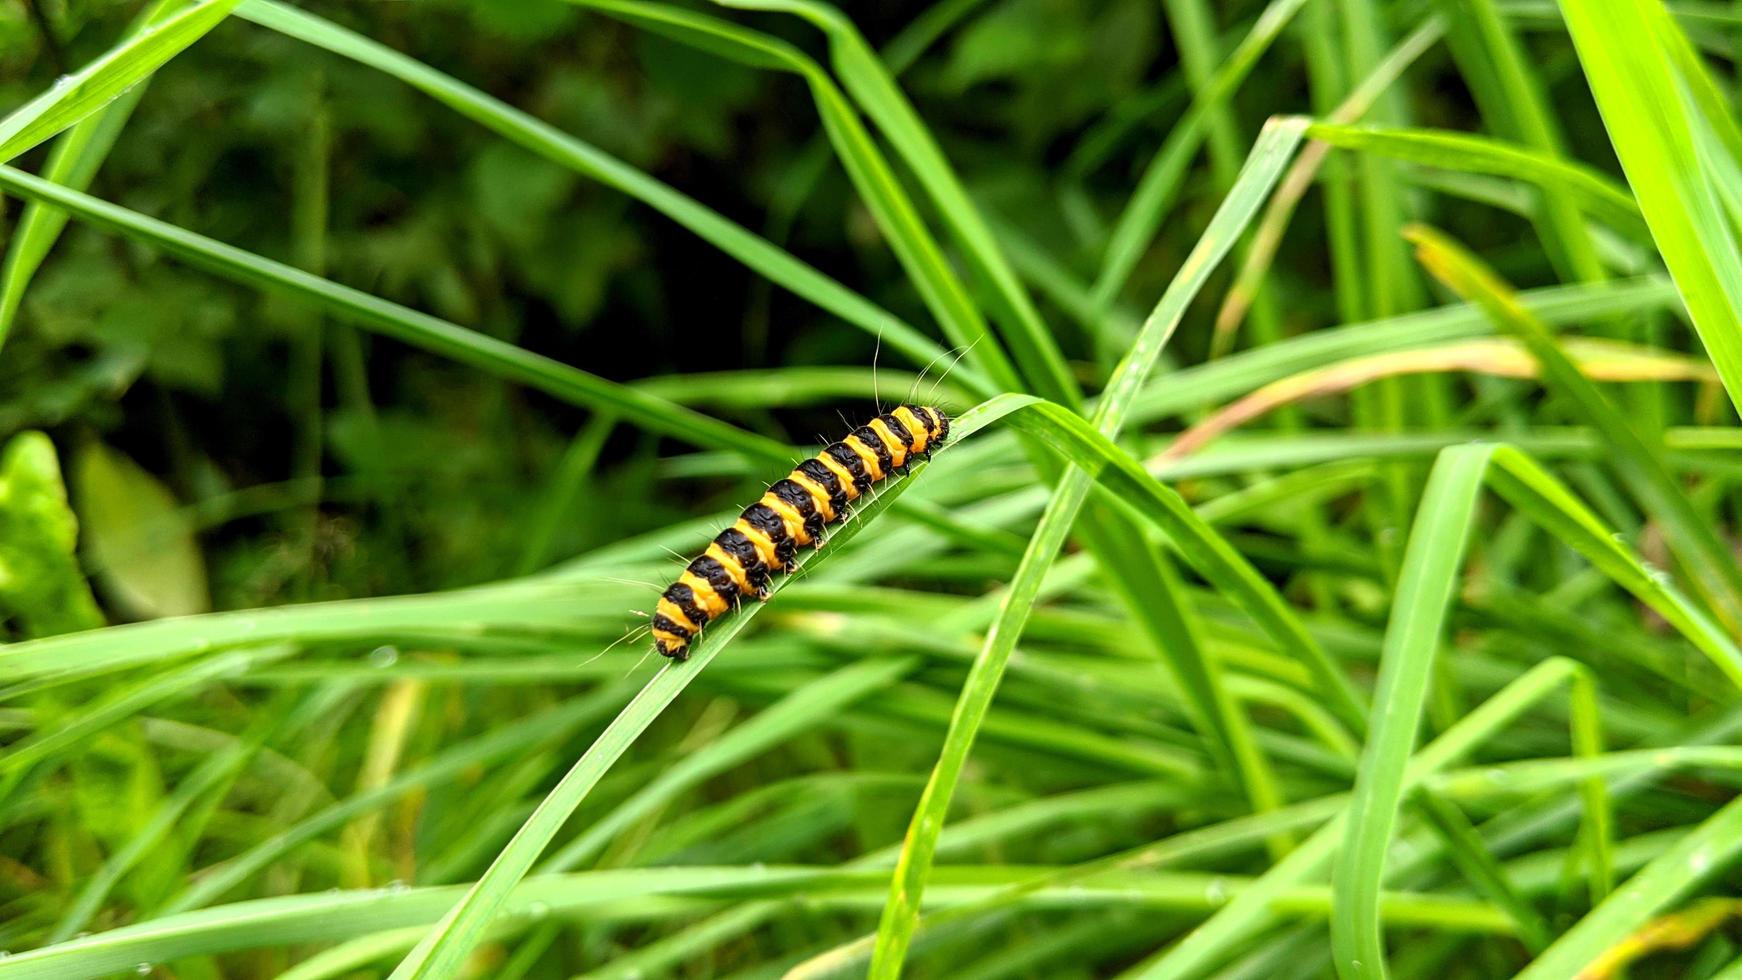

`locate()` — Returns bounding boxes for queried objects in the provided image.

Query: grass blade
[0,0,241,165]
[0,165,793,467]
[1331,444,1491,979]
[386,458,927,979]
[1558,0,1742,414]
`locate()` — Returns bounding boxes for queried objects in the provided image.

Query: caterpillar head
[901,404,951,450]
[651,628,691,661]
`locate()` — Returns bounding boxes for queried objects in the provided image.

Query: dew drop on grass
[52,75,73,90]
[368,645,400,668]
[525,901,550,920]
[1203,877,1228,904]
[135,965,153,976]
[385,878,407,892]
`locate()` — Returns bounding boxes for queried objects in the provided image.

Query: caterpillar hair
[650,404,951,661]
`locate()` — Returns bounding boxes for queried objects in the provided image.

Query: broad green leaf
[74,440,208,619]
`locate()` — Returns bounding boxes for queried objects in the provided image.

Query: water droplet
[135,965,153,976]
[1690,849,1712,875]
[1351,960,1364,974]
[1204,877,1228,904]
[525,900,550,920]
[385,879,407,892]
[367,645,400,668]
[52,75,72,90]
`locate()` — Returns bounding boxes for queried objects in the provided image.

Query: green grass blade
[1139,657,1585,977]
[0,0,241,165]
[1331,444,1491,980]
[538,656,913,871]
[385,458,927,979]
[868,117,1317,977]
[1484,445,1742,686]
[1087,0,1310,312]
[1306,122,1647,238]
[0,165,794,467]
[162,686,630,914]
[1516,793,1742,978]
[1408,224,1742,635]
[0,0,182,349]
[1558,0,1742,414]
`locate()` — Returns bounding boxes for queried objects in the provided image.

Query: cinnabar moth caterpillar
[652,405,951,661]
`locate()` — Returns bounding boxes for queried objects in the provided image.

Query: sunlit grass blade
[0,0,241,165]
[1558,0,1742,414]
[1332,444,1491,980]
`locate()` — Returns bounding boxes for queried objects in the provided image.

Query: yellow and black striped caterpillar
[652,404,950,660]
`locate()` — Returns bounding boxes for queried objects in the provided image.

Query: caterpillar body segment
[651,405,950,660]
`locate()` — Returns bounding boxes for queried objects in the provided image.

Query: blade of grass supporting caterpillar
[383,458,929,980]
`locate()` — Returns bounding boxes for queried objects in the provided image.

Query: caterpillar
[651,404,951,661]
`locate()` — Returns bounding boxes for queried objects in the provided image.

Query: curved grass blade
[0,0,186,349]
[1306,123,1647,239]
[1087,0,1310,312]
[1407,223,1742,636]
[1516,794,1742,979]
[538,656,914,871]
[1331,445,1492,980]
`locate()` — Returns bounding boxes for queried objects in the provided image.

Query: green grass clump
[2,0,1742,977]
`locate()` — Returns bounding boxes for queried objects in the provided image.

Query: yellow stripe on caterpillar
[703,542,753,594]
[788,470,837,521]
[814,452,861,500]
[843,434,885,481]
[868,418,908,467]
[732,518,781,568]
[759,493,812,546]
[678,571,729,617]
